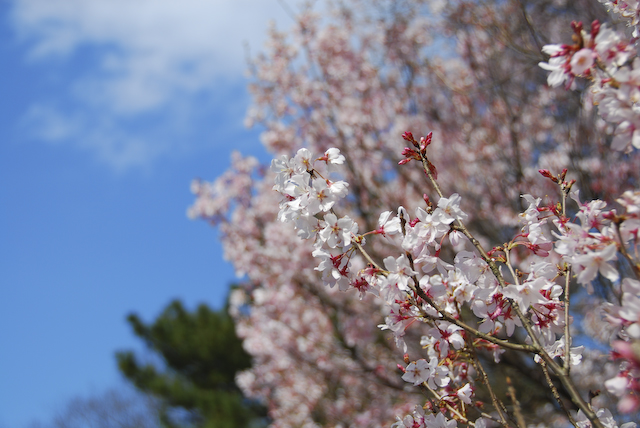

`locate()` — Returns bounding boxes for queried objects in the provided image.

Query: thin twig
[615,222,640,278]
[512,301,603,428]
[506,377,526,428]
[411,286,536,353]
[540,360,578,427]
[353,238,383,271]
[466,334,510,428]
[563,265,572,374]
[423,384,475,426]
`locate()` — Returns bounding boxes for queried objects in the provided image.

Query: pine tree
[116,299,267,428]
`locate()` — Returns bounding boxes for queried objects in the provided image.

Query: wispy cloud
[10,0,292,168]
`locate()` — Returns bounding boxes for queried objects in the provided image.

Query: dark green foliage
[116,300,267,428]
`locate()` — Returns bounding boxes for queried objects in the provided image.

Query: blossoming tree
[190,0,640,426]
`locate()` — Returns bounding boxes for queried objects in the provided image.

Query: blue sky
[0,1,290,426]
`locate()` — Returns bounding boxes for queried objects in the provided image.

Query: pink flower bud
[402,131,415,143]
[538,169,558,182]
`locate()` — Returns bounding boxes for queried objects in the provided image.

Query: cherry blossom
[318,213,358,249]
[571,48,595,75]
[402,359,430,386]
[423,412,457,428]
[188,0,640,425]
[573,244,620,286]
[383,255,417,292]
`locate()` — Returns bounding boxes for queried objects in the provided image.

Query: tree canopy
[116,299,267,428]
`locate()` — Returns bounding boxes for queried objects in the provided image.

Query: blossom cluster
[272,147,351,241]
[190,0,640,426]
[538,15,640,422]
[269,20,640,420]
[598,0,640,36]
[539,19,640,152]
[272,135,640,427]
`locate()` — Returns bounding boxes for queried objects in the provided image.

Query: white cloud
[21,103,176,170]
[9,0,294,168]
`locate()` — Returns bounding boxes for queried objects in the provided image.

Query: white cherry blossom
[402,359,430,385]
